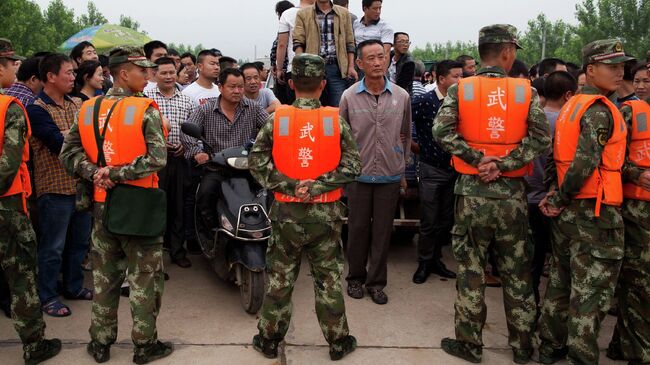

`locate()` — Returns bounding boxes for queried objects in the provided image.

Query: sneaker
[329,335,357,361]
[133,341,173,364]
[367,288,388,305]
[513,348,533,364]
[87,341,110,363]
[441,337,481,363]
[252,335,280,359]
[538,344,568,365]
[347,281,363,299]
[24,338,62,365]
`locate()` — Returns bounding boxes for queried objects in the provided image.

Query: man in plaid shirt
[145,57,195,268]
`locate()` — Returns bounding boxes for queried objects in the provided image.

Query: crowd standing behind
[0,0,649,364]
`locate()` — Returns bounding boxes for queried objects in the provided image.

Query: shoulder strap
[93,96,122,167]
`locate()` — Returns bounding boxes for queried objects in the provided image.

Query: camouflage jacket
[59,87,167,186]
[248,98,362,223]
[0,91,28,212]
[621,101,648,184]
[431,66,551,199]
[545,85,623,226]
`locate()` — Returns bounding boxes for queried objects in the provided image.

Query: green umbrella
[60,24,152,54]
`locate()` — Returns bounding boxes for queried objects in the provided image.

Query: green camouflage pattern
[450,195,536,353]
[582,39,634,65]
[59,87,167,348]
[248,97,361,223]
[257,220,350,344]
[88,203,164,347]
[108,47,156,68]
[431,66,551,200]
[0,38,24,60]
[478,24,522,49]
[292,53,326,78]
[0,101,28,212]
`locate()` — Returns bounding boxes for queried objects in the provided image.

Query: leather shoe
[172,257,192,268]
[347,281,364,299]
[367,288,388,305]
[431,259,456,279]
[412,262,431,284]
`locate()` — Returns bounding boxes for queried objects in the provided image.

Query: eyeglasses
[396,41,411,45]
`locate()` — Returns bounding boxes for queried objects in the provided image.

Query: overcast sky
[33,0,582,60]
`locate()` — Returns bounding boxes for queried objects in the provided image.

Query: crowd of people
[0,0,650,364]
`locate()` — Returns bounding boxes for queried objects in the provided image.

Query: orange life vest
[78,96,165,203]
[455,76,533,177]
[622,100,650,201]
[0,95,32,214]
[554,94,627,216]
[272,105,342,203]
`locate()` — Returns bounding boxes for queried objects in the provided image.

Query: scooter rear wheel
[237,264,265,314]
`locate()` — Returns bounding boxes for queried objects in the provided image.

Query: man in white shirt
[241,63,280,113]
[143,40,168,94]
[182,49,221,107]
[353,0,393,68]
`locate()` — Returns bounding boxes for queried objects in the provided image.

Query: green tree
[78,1,107,28]
[0,0,51,56]
[168,43,206,55]
[517,13,581,66]
[119,15,146,34]
[43,0,82,50]
[411,41,478,62]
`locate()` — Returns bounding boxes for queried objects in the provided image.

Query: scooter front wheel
[236,264,265,314]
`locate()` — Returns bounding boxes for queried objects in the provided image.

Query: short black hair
[508,59,529,78]
[197,49,218,64]
[435,60,463,83]
[478,43,512,60]
[98,54,109,68]
[632,62,648,77]
[394,32,409,43]
[544,71,577,100]
[566,62,580,77]
[356,39,384,59]
[362,0,381,10]
[456,55,474,64]
[253,61,265,71]
[74,60,101,92]
[529,63,539,79]
[275,0,294,16]
[532,77,546,98]
[218,67,243,86]
[168,49,180,57]
[219,56,237,70]
[32,51,53,58]
[623,58,637,81]
[16,57,42,82]
[69,41,95,63]
[240,62,260,74]
[39,53,72,82]
[333,0,348,6]
[538,58,566,77]
[180,52,197,64]
[154,57,176,68]
[144,40,168,60]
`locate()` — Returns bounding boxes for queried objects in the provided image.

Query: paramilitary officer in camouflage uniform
[59,47,173,364]
[537,39,634,365]
[432,25,550,364]
[0,38,62,365]
[606,62,650,365]
[249,54,361,361]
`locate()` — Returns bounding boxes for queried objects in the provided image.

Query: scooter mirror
[181,123,203,139]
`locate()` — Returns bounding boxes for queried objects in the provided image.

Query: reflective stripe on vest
[78,96,163,203]
[554,94,627,215]
[0,95,32,214]
[272,105,342,203]
[622,100,650,201]
[454,76,533,177]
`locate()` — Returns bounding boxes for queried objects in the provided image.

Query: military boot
[606,336,625,361]
[329,335,357,361]
[441,337,482,363]
[87,341,110,363]
[133,341,173,364]
[513,348,533,364]
[538,343,568,365]
[252,334,280,359]
[24,338,62,365]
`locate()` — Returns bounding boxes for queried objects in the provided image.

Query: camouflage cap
[582,39,635,65]
[291,53,325,78]
[0,38,25,61]
[108,46,157,68]
[478,24,522,49]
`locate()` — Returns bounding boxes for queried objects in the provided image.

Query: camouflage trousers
[257,220,349,345]
[0,207,45,352]
[610,199,650,363]
[539,202,624,365]
[450,195,536,351]
[89,204,164,347]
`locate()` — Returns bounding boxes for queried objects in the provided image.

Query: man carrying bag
[60,47,173,365]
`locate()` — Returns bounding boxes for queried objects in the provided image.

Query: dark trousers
[197,169,226,232]
[273,74,295,106]
[528,202,551,305]
[345,181,401,290]
[417,163,456,262]
[184,161,202,242]
[158,155,189,260]
[321,63,349,107]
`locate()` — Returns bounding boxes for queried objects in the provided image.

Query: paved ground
[0,240,624,365]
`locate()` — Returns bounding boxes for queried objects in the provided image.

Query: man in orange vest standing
[537,39,633,365]
[0,38,62,364]
[249,53,361,361]
[432,25,551,364]
[60,47,173,364]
